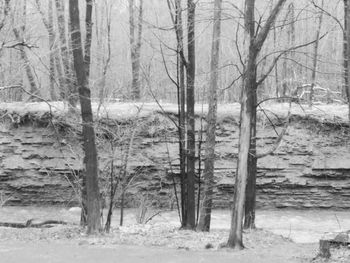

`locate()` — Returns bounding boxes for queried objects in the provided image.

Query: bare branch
[254,0,287,49]
[256,31,328,86]
[311,0,344,32]
[256,99,292,158]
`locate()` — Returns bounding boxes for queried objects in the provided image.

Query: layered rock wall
[1,112,350,209]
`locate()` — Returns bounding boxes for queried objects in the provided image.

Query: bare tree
[227,0,287,249]
[184,0,196,230]
[197,0,222,232]
[166,0,189,228]
[69,0,101,234]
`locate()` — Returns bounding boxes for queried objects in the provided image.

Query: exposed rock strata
[0,111,349,209]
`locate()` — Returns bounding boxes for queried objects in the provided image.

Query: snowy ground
[1,207,350,262]
[1,207,349,244]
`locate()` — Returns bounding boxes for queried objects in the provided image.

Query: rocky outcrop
[0,123,81,206]
[0,108,350,209]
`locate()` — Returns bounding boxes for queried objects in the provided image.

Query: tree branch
[256,31,328,86]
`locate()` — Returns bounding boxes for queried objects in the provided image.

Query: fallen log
[0,219,68,228]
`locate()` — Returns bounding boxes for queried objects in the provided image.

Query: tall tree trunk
[227,14,256,248]
[197,0,222,232]
[344,0,350,121]
[69,0,101,235]
[227,0,286,249]
[184,0,196,230]
[129,0,143,100]
[309,0,324,107]
[78,0,94,226]
[172,0,188,227]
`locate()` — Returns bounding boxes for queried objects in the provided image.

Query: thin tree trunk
[97,3,112,115]
[289,3,296,83]
[55,0,77,107]
[185,0,196,230]
[173,0,187,227]
[69,0,101,235]
[309,0,324,107]
[273,24,279,98]
[197,0,222,232]
[48,0,57,100]
[120,190,125,226]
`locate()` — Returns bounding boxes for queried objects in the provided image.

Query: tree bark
[344,0,350,121]
[227,49,256,250]
[129,0,143,100]
[84,0,93,80]
[69,0,101,235]
[243,92,257,229]
[184,0,196,230]
[227,0,287,249]
[197,0,222,232]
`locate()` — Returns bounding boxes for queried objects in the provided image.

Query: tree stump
[319,240,331,258]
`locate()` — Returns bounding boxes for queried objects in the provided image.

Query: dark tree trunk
[173,0,187,227]
[243,106,257,229]
[129,0,143,100]
[184,0,196,230]
[120,191,125,226]
[344,0,350,121]
[197,0,222,232]
[69,0,101,235]
[78,0,94,227]
[84,0,93,80]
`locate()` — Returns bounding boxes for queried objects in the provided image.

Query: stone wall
[1,112,350,209]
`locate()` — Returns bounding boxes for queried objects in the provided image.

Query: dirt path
[0,241,316,263]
